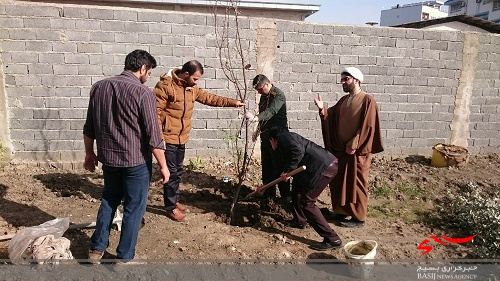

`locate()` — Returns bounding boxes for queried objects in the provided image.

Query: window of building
[493,0,500,11]
[450,2,463,12]
[422,12,429,20]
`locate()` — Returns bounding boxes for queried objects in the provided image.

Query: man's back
[84,71,163,168]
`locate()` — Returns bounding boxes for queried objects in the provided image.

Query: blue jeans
[89,162,152,260]
[163,144,185,210]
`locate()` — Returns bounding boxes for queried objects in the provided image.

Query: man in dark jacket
[245,74,290,203]
[267,127,342,251]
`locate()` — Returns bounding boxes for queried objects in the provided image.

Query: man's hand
[314,94,324,110]
[159,166,170,184]
[345,146,356,155]
[280,172,291,182]
[235,100,245,107]
[245,111,258,122]
[84,153,98,172]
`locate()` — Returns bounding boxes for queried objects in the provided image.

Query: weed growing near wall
[439,182,500,259]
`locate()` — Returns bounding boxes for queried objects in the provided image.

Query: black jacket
[276,131,335,191]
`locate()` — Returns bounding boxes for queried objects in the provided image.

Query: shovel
[244,165,306,200]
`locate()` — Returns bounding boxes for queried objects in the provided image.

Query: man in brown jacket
[154,60,244,221]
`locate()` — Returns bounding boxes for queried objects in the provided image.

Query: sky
[305,0,446,26]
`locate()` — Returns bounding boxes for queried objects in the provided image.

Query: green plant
[397,184,428,201]
[186,156,204,171]
[373,184,391,198]
[438,182,500,259]
[0,139,7,169]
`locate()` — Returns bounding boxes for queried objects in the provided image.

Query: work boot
[176,202,190,213]
[112,255,147,272]
[166,208,186,221]
[310,239,342,251]
[88,249,104,264]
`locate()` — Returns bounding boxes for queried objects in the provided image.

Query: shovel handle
[245,165,306,199]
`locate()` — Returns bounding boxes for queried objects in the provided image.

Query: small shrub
[439,182,500,259]
[186,156,204,171]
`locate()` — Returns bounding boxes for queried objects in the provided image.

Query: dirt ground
[0,152,499,262]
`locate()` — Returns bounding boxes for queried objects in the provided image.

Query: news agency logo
[417,235,475,256]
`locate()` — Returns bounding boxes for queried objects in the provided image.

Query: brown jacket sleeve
[194,88,239,107]
[153,82,168,131]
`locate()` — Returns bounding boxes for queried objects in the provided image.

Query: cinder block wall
[0,1,499,167]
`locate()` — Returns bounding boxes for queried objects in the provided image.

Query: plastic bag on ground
[8,217,70,260]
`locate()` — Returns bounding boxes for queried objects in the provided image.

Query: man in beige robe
[314,67,383,228]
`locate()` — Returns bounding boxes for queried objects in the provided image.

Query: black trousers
[292,163,340,243]
[163,143,185,210]
[261,135,290,199]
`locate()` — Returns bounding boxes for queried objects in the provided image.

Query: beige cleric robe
[319,91,384,221]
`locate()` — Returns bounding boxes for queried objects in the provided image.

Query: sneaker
[88,249,104,264]
[310,239,342,251]
[340,218,365,228]
[176,202,190,213]
[166,208,186,221]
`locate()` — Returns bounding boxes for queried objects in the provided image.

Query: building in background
[444,0,500,23]
[87,0,320,21]
[395,14,500,32]
[380,1,448,26]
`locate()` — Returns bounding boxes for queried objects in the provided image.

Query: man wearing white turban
[313,67,384,228]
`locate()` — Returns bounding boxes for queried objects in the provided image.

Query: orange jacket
[153,68,240,145]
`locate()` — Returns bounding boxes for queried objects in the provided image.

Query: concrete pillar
[0,53,13,163]
[450,33,479,148]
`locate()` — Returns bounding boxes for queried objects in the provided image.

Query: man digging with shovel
[265,127,343,251]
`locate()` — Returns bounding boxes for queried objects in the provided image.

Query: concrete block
[405,29,423,39]
[89,31,114,42]
[378,37,396,47]
[59,130,83,140]
[64,30,91,41]
[62,7,89,19]
[138,11,162,22]
[430,40,448,51]
[64,53,89,64]
[89,8,113,20]
[9,29,36,40]
[0,17,23,28]
[45,97,70,108]
[24,18,51,29]
[113,10,138,21]
[53,42,77,53]
[34,130,59,140]
[77,43,102,53]
[10,130,35,141]
[75,19,100,31]
[139,33,162,45]
[333,25,354,36]
[28,64,54,75]
[395,38,414,48]
[60,109,86,118]
[70,120,86,130]
[115,32,138,43]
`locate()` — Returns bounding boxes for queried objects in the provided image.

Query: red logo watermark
[417,235,475,256]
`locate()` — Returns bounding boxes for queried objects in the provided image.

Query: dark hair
[181,60,204,75]
[124,50,157,72]
[252,74,270,89]
[268,126,287,140]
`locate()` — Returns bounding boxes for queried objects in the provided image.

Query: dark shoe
[282,220,307,229]
[277,195,292,205]
[329,213,348,221]
[340,218,365,228]
[166,208,186,221]
[310,239,342,251]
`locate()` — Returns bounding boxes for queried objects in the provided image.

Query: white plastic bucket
[343,240,378,279]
